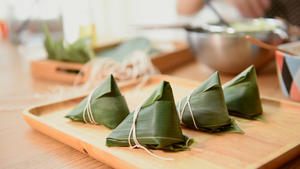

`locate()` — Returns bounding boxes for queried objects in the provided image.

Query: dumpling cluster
[65,65,263,156]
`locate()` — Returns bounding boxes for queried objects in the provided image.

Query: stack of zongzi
[65,75,129,129]
[65,65,264,159]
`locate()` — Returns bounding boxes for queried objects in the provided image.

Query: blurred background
[0,0,242,45]
[1,0,300,101]
[1,0,300,97]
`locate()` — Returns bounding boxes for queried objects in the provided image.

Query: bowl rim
[186,18,286,35]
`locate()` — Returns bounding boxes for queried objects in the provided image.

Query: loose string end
[128,102,174,161]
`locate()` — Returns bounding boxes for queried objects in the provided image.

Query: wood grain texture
[23,75,300,169]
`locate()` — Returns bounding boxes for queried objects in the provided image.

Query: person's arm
[226,0,270,18]
[177,0,205,16]
[177,0,270,18]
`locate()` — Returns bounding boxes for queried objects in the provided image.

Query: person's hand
[226,0,270,18]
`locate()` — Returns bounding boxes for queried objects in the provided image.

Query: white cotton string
[178,90,199,130]
[83,88,98,124]
[72,49,159,93]
[128,102,173,161]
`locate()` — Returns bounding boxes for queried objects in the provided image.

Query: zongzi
[223,65,263,119]
[177,72,243,133]
[106,81,193,152]
[43,25,94,63]
[65,75,129,129]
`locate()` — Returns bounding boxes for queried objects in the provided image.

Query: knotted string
[178,90,199,130]
[128,101,173,161]
[83,88,98,124]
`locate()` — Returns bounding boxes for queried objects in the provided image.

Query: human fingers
[259,0,270,10]
[228,0,269,18]
[229,0,253,18]
[246,0,265,17]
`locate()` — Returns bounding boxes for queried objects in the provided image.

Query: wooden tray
[23,75,300,169]
[30,42,194,84]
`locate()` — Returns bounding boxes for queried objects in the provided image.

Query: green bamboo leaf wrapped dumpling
[223,65,263,119]
[106,81,193,152]
[43,24,94,63]
[65,75,130,129]
[177,72,242,133]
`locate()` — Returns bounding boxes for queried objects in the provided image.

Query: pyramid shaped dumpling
[177,72,238,132]
[106,81,193,151]
[223,65,263,119]
[65,75,130,129]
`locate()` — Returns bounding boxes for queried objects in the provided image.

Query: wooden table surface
[0,41,299,169]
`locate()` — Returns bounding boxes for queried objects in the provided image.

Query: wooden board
[30,42,194,84]
[30,60,89,84]
[23,75,300,169]
[152,43,194,72]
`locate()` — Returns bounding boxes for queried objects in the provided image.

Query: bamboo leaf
[106,81,193,151]
[43,25,94,63]
[65,75,129,129]
[223,65,263,119]
[177,72,243,133]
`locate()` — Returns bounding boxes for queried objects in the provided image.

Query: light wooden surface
[1,41,300,169]
[151,42,194,72]
[24,75,300,169]
[31,60,88,84]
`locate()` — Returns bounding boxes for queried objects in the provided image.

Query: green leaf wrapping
[223,65,263,119]
[65,75,129,129]
[106,81,193,151]
[43,25,94,63]
[177,72,240,133]
[96,37,160,62]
